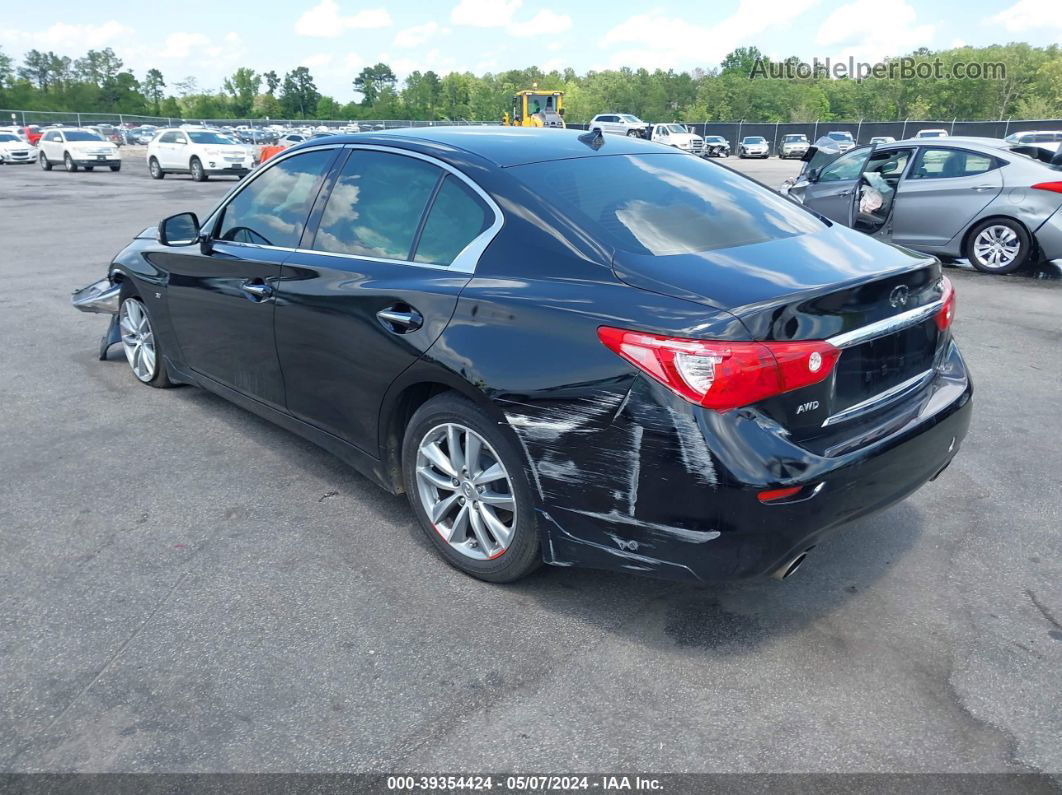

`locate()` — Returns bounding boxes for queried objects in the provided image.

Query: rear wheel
[119,297,173,388]
[149,157,165,179]
[965,218,1031,275]
[64,152,78,172]
[402,394,541,583]
[39,153,52,171]
[190,157,208,182]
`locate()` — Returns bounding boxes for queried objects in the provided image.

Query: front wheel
[190,157,208,182]
[110,164,121,172]
[402,394,541,583]
[149,157,164,179]
[39,153,52,171]
[119,297,173,388]
[64,152,78,172]
[965,218,1031,274]
[626,129,640,137]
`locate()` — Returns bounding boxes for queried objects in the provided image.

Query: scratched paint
[574,509,721,543]
[665,406,718,486]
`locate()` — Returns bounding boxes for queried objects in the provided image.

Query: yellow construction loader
[503,89,565,128]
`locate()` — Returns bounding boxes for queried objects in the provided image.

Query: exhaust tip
[772,552,808,581]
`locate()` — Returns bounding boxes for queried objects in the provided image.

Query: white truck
[648,123,705,155]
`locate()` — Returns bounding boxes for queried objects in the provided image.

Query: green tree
[721,47,766,77]
[354,62,397,106]
[263,70,280,95]
[281,66,319,118]
[143,69,166,115]
[223,67,261,116]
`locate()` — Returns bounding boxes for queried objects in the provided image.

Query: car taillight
[597,327,840,412]
[1031,181,1062,194]
[936,276,956,331]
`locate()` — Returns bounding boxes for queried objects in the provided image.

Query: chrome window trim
[821,369,935,427]
[826,299,943,349]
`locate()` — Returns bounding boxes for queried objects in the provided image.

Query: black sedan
[72,128,971,583]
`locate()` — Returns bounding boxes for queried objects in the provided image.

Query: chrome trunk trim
[821,369,935,427]
[826,299,942,349]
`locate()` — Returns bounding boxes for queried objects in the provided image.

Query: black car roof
[289,126,669,168]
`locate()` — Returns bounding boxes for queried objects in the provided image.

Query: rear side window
[312,150,441,260]
[510,153,823,256]
[414,176,493,266]
[912,148,998,179]
[216,149,333,248]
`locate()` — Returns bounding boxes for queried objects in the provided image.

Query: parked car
[703,135,730,157]
[129,125,159,145]
[738,136,769,158]
[1003,130,1062,154]
[778,133,810,159]
[147,128,254,181]
[649,123,705,155]
[825,130,856,153]
[277,133,308,148]
[869,136,896,145]
[0,131,35,165]
[781,136,1062,274]
[915,129,949,139]
[71,128,970,584]
[588,113,650,138]
[0,126,31,144]
[37,128,121,172]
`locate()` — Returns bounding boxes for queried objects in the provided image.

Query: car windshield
[188,131,236,145]
[64,131,104,142]
[743,137,765,144]
[784,135,806,142]
[0,133,19,142]
[920,131,945,137]
[664,124,687,134]
[827,132,853,141]
[705,136,724,143]
[510,153,823,256]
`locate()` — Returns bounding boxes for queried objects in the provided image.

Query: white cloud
[0,21,133,52]
[451,0,522,28]
[159,32,211,59]
[816,0,934,63]
[988,0,1062,32]
[295,0,392,38]
[600,0,820,70]
[395,22,447,48]
[509,10,572,37]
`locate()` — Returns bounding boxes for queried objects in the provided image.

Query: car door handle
[971,184,996,191]
[240,280,273,301]
[837,189,853,196]
[377,306,423,333]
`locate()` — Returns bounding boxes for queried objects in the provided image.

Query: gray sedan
[782,137,1062,273]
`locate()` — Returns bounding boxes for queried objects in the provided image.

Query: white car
[37,128,121,172]
[869,136,896,145]
[649,123,705,155]
[738,136,769,158]
[0,131,35,165]
[1003,130,1062,154]
[824,130,856,153]
[147,128,254,181]
[915,128,949,139]
[588,113,650,138]
[777,133,810,159]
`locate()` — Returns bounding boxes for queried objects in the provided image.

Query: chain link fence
[1,109,502,129]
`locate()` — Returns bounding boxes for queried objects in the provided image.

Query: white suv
[38,128,121,172]
[147,128,254,181]
[588,113,650,138]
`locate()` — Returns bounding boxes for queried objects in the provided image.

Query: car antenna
[578,129,605,150]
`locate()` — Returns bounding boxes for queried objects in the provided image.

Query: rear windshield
[509,153,824,256]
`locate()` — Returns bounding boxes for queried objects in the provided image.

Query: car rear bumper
[1033,206,1062,261]
[532,340,971,582]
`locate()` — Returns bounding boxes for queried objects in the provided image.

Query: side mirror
[159,212,200,246]
[807,167,821,183]
[558,108,565,117]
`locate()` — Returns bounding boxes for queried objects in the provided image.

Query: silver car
[782,137,1062,274]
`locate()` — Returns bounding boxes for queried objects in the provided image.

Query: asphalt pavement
[0,152,1060,776]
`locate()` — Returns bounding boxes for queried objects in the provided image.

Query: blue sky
[2,0,1060,101]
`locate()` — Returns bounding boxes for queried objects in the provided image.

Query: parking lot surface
[1,153,1060,775]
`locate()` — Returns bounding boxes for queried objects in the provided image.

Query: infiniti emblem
[889,285,910,308]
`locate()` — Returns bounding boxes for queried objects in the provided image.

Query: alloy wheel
[415,422,517,560]
[973,225,1020,270]
[120,299,157,382]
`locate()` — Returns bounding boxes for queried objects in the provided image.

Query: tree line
[1,43,1060,123]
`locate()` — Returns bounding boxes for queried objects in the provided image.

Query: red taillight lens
[1031,181,1062,194]
[936,276,956,331]
[597,327,839,412]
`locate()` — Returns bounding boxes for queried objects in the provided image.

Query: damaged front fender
[71,276,122,360]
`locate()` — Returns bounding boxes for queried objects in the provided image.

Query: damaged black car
[72,127,971,584]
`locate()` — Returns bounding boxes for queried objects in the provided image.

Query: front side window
[911,148,998,180]
[414,176,493,266]
[818,149,870,182]
[312,150,441,260]
[216,149,333,248]
[510,153,823,256]
[159,132,178,144]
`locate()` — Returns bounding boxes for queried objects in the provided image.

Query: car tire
[626,129,640,137]
[39,153,52,171]
[64,152,78,172]
[149,157,165,179]
[965,218,1032,275]
[118,296,173,388]
[402,393,541,583]
[110,164,121,172]
[190,157,208,182]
